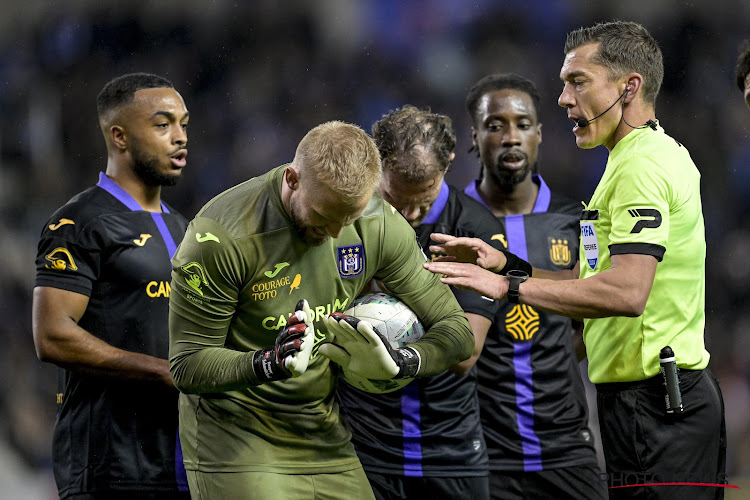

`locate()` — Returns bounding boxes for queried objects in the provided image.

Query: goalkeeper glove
[252,299,315,383]
[319,312,420,380]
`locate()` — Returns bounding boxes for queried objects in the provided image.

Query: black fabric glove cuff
[252,348,290,383]
[499,251,532,277]
[394,346,421,379]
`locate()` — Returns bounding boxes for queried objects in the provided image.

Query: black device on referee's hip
[659,346,684,415]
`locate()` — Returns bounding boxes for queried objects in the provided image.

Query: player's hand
[319,313,420,380]
[252,299,315,383]
[429,233,531,275]
[422,261,509,300]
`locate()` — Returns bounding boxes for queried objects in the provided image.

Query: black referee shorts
[596,368,727,500]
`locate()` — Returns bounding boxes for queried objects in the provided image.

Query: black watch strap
[506,270,529,304]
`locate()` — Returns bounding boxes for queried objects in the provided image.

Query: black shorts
[596,368,727,500]
[489,464,607,500]
[365,471,489,500]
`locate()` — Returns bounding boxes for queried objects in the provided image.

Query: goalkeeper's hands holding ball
[320,313,420,380]
[252,299,315,383]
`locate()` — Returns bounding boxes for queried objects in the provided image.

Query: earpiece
[626,83,633,92]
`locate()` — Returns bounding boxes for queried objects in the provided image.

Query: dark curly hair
[372,105,456,183]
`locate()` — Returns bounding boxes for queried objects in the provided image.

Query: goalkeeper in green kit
[168,121,514,499]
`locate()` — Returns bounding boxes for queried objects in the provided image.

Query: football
[337,292,424,394]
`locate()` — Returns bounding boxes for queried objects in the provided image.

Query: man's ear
[110,125,127,151]
[284,166,300,190]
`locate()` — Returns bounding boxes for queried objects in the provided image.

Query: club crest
[337,244,364,278]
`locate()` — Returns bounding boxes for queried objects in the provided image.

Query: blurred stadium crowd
[1,0,749,497]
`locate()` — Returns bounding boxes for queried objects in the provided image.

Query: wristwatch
[506,270,529,304]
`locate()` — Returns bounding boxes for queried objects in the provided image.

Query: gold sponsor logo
[133,234,152,246]
[49,218,75,231]
[505,304,540,341]
[549,237,571,266]
[45,248,78,271]
[182,262,208,296]
[146,281,171,298]
[491,233,508,248]
[252,275,291,301]
[56,393,63,404]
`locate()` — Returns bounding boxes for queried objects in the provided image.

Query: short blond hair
[293,121,382,203]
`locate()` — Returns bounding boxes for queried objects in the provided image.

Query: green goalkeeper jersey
[169,165,472,473]
[579,124,710,384]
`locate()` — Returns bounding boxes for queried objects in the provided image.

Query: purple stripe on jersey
[505,214,528,261]
[401,382,423,477]
[97,172,176,259]
[532,175,551,213]
[421,181,450,224]
[513,342,543,471]
[505,213,542,471]
[151,213,178,259]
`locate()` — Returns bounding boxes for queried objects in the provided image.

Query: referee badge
[580,221,598,270]
[337,244,364,278]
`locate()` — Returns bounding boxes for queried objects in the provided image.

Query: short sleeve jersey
[337,184,504,478]
[465,175,598,472]
[168,166,472,474]
[34,173,188,497]
[580,125,709,383]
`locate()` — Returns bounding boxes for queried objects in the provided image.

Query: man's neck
[478,175,539,217]
[104,165,162,212]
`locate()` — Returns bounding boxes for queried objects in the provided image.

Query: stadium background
[1,1,748,497]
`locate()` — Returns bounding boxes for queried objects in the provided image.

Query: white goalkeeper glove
[252,299,315,382]
[319,312,421,380]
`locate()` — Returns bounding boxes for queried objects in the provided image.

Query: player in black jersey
[461,74,607,499]
[337,105,513,500]
[32,73,191,499]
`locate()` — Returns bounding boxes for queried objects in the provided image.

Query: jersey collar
[464,174,550,214]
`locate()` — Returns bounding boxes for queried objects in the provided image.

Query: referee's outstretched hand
[252,299,315,383]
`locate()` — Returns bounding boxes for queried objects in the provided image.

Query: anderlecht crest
[338,244,364,278]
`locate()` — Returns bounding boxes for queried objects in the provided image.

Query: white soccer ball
[338,293,424,394]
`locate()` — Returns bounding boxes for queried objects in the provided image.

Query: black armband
[499,251,533,277]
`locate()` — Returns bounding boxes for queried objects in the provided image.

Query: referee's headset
[575,83,633,128]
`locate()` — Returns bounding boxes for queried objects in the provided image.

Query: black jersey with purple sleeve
[337,183,504,477]
[465,175,599,472]
[34,173,188,498]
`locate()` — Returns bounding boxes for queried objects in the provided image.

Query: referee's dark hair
[97,73,174,118]
[735,39,750,93]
